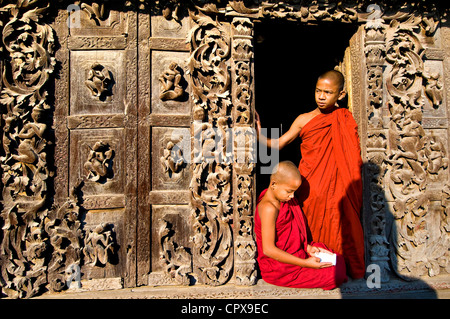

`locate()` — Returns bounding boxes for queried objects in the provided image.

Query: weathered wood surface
[0,1,448,298]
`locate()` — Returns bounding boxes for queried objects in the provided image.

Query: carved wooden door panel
[139,12,258,286]
[2,2,448,300]
[137,13,193,286]
[53,6,138,288]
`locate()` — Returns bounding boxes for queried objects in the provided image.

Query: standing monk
[256,70,365,279]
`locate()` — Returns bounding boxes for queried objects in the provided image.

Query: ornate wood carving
[85,63,114,101]
[187,10,233,285]
[363,5,391,283]
[0,1,56,299]
[45,188,84,294]
[1,0,449,298]
[231,16,257,285]
[83,223,116,267]
[159,218,193,285]
[84,141,114,183]
[160,137,185,178]
[159,61,184,101]
[0,1,122,298]
[384,14,449,279]
[359,2,449,281]
[423,70,444,108]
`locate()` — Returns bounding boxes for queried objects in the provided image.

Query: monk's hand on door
[255,111,262,135]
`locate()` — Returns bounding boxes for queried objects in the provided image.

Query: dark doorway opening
[254,21,358,196]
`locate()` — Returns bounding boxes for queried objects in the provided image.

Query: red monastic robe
[297,107,365,279]
[255,189,347,290]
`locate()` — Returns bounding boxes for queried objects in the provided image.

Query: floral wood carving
[363,5,390,282]
[0,4,119,292]
[385,16,449,279]
[231,17,257,286]
[1,176,118,298]
[44,187,83,294]
[188,9,234,286]
[0,1,56,299]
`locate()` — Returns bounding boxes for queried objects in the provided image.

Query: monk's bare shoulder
[292,109,320,130]
[257,199,279,220]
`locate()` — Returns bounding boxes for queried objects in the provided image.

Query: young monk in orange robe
[256,70,365,279]
[255,161,347,289]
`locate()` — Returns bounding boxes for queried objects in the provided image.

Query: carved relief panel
[359,6,449,281]
[69,129,125,208]
[70,50,124,113]
[145,8,193,286]
[151,51,189,114]
[59,3,138,288]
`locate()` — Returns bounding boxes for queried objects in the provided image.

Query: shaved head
[270,161,301,184]
[318,70,345,91]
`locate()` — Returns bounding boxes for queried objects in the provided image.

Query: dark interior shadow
[253,19,357,285]
[254,20,357,197]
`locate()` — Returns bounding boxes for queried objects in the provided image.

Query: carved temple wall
[0,0,448,298]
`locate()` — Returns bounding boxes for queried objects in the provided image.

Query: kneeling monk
[255,161,347,290]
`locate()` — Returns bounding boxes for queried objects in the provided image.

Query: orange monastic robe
[297,107,365,279]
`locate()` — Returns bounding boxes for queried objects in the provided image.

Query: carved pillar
[231,16,257,285]
[385,14,449,279]
[363,8,391,282]
[188,11,234,286]
[0,1,124,298]
[0,1,56,298]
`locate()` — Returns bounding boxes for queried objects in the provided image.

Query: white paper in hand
[315,251,336,266]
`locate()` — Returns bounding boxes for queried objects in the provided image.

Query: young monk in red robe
[256,70,365,279]
[255,161,347,289]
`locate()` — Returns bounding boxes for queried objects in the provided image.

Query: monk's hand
[307,244,319,256]
[255,111,262,136]
[304,256,332,269]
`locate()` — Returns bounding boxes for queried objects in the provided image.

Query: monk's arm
[255,112,303,151]
[258,203,330,269]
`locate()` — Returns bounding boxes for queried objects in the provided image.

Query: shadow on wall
[340,161,437,298]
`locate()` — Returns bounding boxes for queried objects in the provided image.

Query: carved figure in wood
[159,61,184,101]
[159,219,192,285]
[85,63,114,101]
[84,141,114,182]
[80,1,108,24]
[423,70,443,108]
[11,106,47,165]
[161,138,185,177]
[83,223,115,267]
